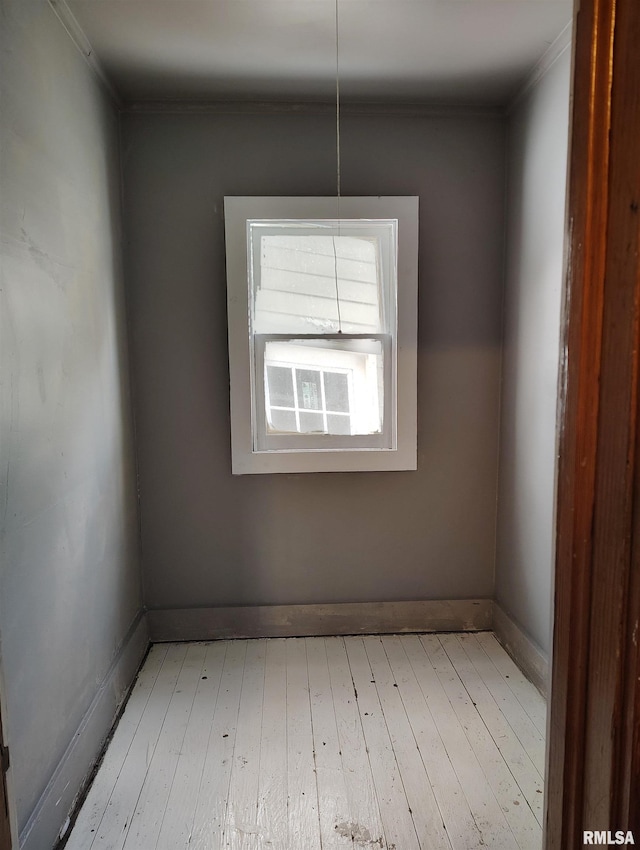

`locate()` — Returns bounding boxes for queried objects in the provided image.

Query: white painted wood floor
[65,633,546,850]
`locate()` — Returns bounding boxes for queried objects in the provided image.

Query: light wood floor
[65,633,546,850]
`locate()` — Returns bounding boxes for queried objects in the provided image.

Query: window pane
[263,338,385,436]
[255,234,381,334]
[266,365,294,407]
[327,414,351,435]
[268,409,297,433]
[299,412,324,433]
[324,372,349,413]
[296,369,322,411]
[249,219,397,335]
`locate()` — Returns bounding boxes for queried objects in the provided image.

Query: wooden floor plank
[89,643,188,850]
[474,633,547,734]
[325,637,387,849]
[363,636,452,850]
[285,638,322,850]
[155,641,228,850]
[345,636,421,850]
[66,633,546,850]
[404,635,518,850]
[256,639,289,850]
[122,643,207,850]
[305,637,354,848]
[455,634,546,776]
[441,634,544,826]
[224,639,267,850]
[436,635,542,849]
[381,636,485,850]
[65,645,168,850]
[189,640,248,850]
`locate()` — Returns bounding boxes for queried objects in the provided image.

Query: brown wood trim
[622,398,640,833]
[546,0,613,840]
[547,0,640,844]
[609,0,640,831]
[0,698,12,850]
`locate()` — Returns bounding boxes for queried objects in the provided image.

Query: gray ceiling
[64,0,573,105]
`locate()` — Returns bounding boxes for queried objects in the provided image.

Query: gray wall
[122,109,505,611]
[0,1,143,842]
[495,49,571,655]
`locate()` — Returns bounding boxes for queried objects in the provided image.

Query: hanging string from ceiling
[335,0,341,202]
[333,0,343,332]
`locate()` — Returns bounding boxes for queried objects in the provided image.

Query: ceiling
[64,0,573,106]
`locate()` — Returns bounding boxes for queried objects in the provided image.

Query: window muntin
[265,364,352,435]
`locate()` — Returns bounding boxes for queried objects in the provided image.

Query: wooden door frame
[1,704,13,850]
[0,654,17,850]
[546,0,640,845]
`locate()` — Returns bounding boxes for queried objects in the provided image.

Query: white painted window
[225,196,418,474]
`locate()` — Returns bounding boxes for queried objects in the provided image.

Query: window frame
[225,196,418,474]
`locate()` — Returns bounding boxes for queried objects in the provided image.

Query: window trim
[225,196,418,474]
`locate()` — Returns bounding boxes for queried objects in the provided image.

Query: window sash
[253,333,395,452]
[248,220,397,337]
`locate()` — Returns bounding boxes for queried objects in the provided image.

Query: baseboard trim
[19,611,149,850]
[147,599,492,642]
[492,602,549,696]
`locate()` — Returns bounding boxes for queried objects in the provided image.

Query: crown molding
[508,20,573,112]
[46,1,569,119]
[123,99,503,117]
[48,0,122,108]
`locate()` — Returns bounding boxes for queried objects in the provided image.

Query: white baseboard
[492,602,549,696]
[147,599,492,642]
[20,611,149,850]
